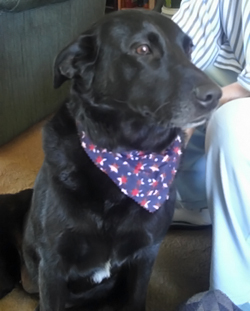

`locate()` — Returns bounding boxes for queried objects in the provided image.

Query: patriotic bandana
[79,130,182,213]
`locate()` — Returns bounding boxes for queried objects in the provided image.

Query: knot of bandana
[79,130,182,213]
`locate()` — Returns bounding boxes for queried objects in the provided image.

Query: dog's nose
[194,84,221,108]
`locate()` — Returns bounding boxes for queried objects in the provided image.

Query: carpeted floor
[0,121,212,311]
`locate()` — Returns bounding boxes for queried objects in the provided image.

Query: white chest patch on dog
[91,260,111,284]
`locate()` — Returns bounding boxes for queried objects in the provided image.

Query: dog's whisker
[152,101,170,116]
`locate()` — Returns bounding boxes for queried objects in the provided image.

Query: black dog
[0,9,221,311]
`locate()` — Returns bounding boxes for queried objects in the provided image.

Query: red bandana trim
[79,131,182,213]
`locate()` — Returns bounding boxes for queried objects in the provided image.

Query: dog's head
[54,10,221,152]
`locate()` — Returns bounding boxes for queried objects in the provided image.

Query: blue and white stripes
[172,0,250,91]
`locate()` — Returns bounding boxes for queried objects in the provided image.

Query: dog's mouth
[183,117,207,129]
[182,109,216,129]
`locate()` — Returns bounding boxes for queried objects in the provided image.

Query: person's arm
[219,82,250,106]
[219,0,250,105]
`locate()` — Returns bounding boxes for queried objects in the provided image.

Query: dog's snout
[194,84,222,107]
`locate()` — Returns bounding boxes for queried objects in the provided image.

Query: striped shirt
[172,0,250,91]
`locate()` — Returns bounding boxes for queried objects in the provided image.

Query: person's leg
[173,65,238,226]
[173,124,211,225]
[206,98,250,308]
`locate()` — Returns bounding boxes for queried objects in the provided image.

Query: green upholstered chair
[0,0,106,146]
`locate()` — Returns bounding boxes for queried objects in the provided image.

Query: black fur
[0,189,32,298]
[0,9,221,311]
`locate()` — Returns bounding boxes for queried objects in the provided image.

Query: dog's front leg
[122,244,160,311]
[35,261,66,311]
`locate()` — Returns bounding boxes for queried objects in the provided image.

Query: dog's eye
[136,44,151,55]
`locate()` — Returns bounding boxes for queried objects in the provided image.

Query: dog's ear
[53,30,98,88]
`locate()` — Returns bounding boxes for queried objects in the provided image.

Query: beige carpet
[0,121,212,311]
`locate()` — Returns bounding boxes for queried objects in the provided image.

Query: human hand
[219,82,250,106]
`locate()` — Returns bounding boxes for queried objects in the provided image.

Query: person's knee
[205,98,250,155]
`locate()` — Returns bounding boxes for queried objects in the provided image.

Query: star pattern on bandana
[79,131,182,213]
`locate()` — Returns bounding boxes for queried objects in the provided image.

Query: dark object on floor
[178,290,242,311]
[0,9,221,311]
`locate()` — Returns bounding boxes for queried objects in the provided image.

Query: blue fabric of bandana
[79,130,182,213]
